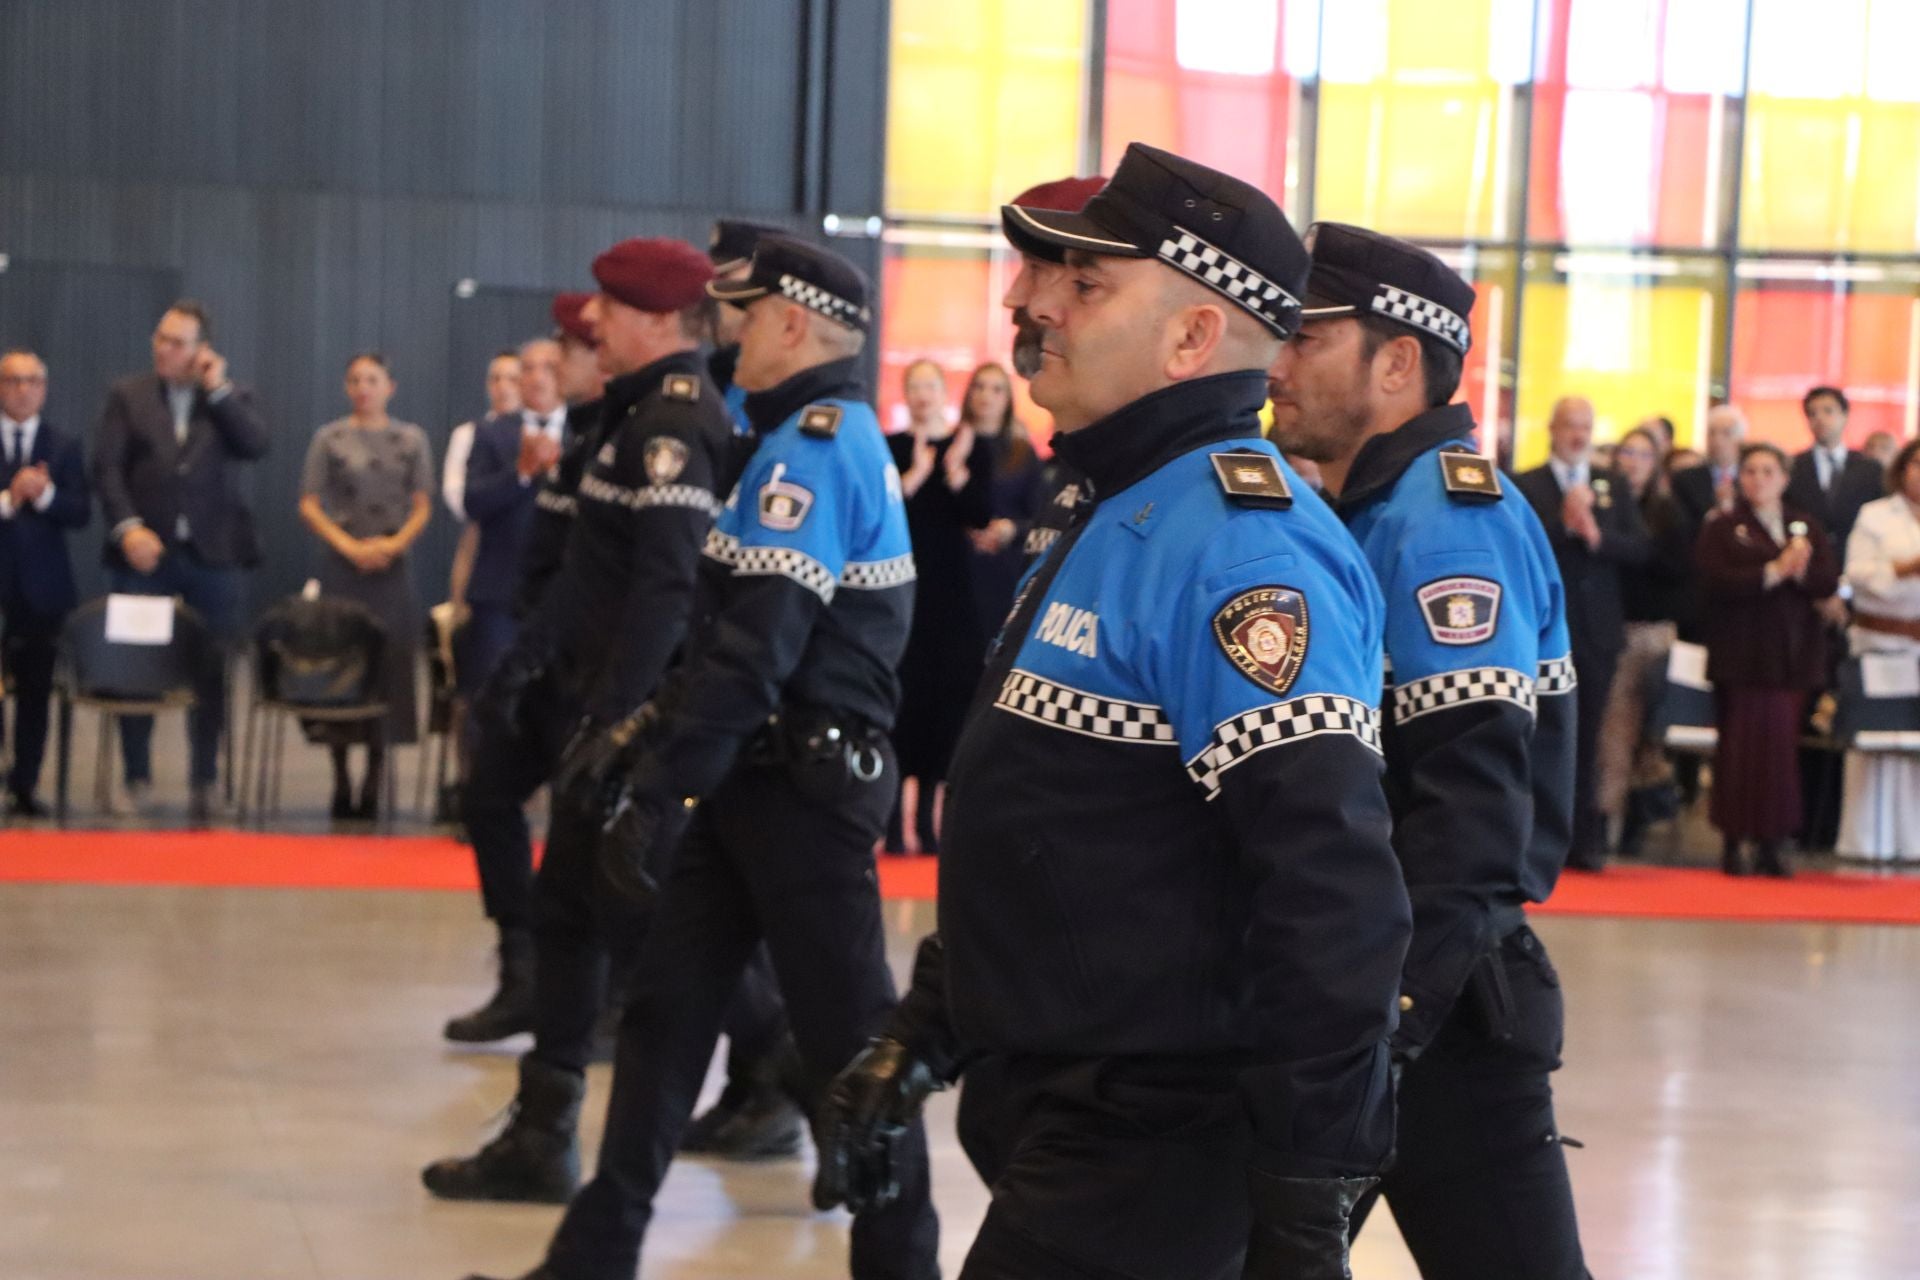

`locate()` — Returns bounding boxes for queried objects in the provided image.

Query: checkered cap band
[841,553,917,591]
[993,670,1177,745]
[1371,285,1471,354]
[1157,227,1302,336]
[1185,694,1382,798]
[778,273,871,331]
[1537,655,1578,696]
[578,474,719,516]
[535,490,578,517]
[1392,666,1534,725]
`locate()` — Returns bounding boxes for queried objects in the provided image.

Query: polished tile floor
[2,877,1918,1279]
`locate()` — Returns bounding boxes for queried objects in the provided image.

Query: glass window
[1514,254,1725,467]
[885,0,1088,218]
[1730,270,1920,449]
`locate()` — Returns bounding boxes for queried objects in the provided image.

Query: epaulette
[798,403,842,439]
[1209,450,1293,509]
[662,373,700,403]
[1438,448,1502,502]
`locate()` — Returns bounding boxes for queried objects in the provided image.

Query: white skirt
[1839,751,1920,861]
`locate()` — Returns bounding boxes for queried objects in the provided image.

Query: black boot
[1755,839,1793,879]
[694,1038,806,1161]
[463,1270,557,1280]
[353,745,383,820]
[329,746,354,821]
[1721,837,1750,877]
[681,1078,751,1153]
[422,1058,583,1203]
[444,926,537,1043]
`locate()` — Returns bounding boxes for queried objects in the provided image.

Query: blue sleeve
[462,422,526,522]
[1156,518,1411,1179]
[714,438,852,599]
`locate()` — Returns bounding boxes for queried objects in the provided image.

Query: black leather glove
[554,705,654,823]
[472,639,549,735]
[812,1036,944,1215]
[596,785,695,907]
[1243,1172,1376,1280]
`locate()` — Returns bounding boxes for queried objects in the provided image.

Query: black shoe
[698,1085,806,1160]
[681,1080,751,1153]
[353,777,379,821]
[188,785,216,829]
[1722,839,1750,877]
[444,927,537,1043]
[5,791,50,819]
[1564,852,1607,873]
[422,1059,584,1203]
[1755,841,1793,879]
[329,781,355,821]
[463,1269,557,1280]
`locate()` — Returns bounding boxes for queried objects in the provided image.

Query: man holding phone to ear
[93,299,269,825]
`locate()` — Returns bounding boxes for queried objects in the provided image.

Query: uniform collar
[708,344,740,393]
[1336,402,1480,511]
[742,356,862,435]
[603,348,705,410]
[1049,370,1268,502]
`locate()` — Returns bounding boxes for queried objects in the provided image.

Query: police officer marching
[816,143,1412,1279]
[424,236,790,1205]
[467,235,938,1280]
[1267,224,1590,1278]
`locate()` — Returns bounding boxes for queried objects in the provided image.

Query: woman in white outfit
[1839,437,1920,861]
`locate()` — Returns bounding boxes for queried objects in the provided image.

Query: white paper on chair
[1861,653,1920,699]
[104,594,174,645]
[1667,641,1711,691]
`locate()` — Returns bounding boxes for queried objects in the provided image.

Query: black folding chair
[238,595,392,827]
[53,595,216,824]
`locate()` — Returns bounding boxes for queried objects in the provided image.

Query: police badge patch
[643,436,688,486]
[757,462,814,531]
[1416,576,1501,645]
[1212,586,1310,696]
[1439,450,1503,502]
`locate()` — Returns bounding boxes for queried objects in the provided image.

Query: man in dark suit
[92,300,269,825]
[1783,385,1879,851]
[1786,385,1884,551]
[459,337,568,694]
[1670,403,1747,557]
[1516,395,1651,870]
[0,350,91,817]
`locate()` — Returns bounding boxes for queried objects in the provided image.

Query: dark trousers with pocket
[543,739,938,1280]
[1354,925,1589,1280]
[463,677,576,932]
[955,1056,1250,1280]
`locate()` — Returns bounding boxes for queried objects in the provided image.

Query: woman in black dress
[298,354,434,818]
[888,358,993,852]
[962,362,1047,630]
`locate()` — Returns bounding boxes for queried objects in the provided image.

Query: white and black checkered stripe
[778,273,871,331]
[1537,654,1578,696]
[1371,285,1470,354]
[1024,526,1060,557]
[1391,666,1534,724]
[993,670,1176,745]
[535,490,578,517]
[1186,695,1382,797]
[1157,227,1302,336]
[841,553,916,590]
[578,473,720,516]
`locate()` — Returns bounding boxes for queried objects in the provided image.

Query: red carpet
[0,831,1915,925]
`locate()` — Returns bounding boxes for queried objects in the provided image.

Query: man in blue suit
[460,338,569,693]
[0,349,92,817]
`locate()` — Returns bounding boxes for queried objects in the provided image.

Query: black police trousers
[1354,925,1589,1280]
[463,677,575,932]
[543,741,940,1280]
[954,1056,1248,1280]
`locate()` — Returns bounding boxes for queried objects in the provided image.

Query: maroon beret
[1009,175,1106,213]
[591,238,714,314]
[551,291,594,344]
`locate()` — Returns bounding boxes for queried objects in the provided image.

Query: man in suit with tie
[92,301,269,825]
[1670,403,1747,551]
[1516,395,1651,870]
[459,337,568,695]
[1783,385,1879,852]
[0,350,91,817]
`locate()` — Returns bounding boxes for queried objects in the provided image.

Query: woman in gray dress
[298,353,434,818]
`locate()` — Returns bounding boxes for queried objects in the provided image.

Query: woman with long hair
[888,358,993,853]
[1696,442,1840,876]
[298,353,434,818]
[960,361,1046,629]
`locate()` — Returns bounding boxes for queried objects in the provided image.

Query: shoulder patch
[1416,576,1501,645]
[1439,450,1503,502]
[643,436,688,486]
[1210,451,1293,509]
[757,461,814,531]
[663,373,700,402]
[798,403,842,439]
[1212,586,1310,696]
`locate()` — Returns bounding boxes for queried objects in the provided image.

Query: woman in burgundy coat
[1696,442,1841,877]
